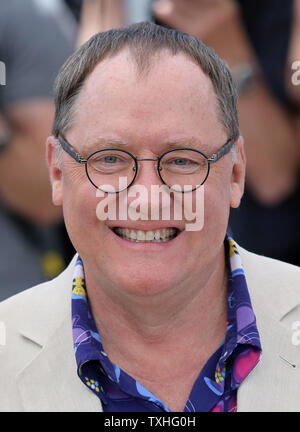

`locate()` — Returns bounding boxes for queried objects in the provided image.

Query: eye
[160,150,207,175]
[164,157,202,171]
[102,155,118,164]
[92,154,122,164]
[173,158,194,166]
[88,151,133,173]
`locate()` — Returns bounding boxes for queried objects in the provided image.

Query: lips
[112,227,180,242]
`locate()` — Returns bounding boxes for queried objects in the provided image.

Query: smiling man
[0,22,300,412]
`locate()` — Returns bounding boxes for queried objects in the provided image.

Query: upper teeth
[114,228,178,242]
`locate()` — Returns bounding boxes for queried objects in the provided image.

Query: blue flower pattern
[72,235,261,412]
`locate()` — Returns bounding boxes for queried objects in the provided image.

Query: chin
[109,265,177,298]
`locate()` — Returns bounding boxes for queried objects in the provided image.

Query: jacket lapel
[16,256,102,412]
[237,312,300,411]
[17,316,102,412]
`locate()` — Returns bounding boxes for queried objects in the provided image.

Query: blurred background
[0,0,299,301]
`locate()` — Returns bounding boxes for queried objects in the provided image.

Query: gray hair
[52,21,240,147]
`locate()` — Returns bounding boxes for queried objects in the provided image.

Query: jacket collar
[238,246,300,322]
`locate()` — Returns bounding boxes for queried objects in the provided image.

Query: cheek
[61,167,94,215]
[202,180,231,235]
[180,184,230,258]
[61,178,101,247]
[205,164,233,206]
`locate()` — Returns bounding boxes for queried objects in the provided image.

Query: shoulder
[237,245,300,328]
[0,256,76,368]
[0,255,77,328]
[238,245,300,284]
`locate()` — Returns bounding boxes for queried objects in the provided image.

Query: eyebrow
[165,137,204,147]
[81,138,129,154]
[82,136,209,155]
[163,138,211,153]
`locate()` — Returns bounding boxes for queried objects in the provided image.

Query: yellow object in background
[41,251,65,279]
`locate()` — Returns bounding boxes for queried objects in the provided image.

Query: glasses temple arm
[58,137,87,163]
[207,139,235,163]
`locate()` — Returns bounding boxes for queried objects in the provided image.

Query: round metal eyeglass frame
[57,136,235,193]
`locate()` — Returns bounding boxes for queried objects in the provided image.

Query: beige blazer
[0,246,299,412]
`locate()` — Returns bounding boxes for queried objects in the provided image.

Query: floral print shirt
[72,235,261,412]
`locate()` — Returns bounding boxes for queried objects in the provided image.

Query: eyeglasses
[58,136,234,193]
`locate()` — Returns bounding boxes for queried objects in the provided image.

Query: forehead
[71,49,225,148]
[79,49,215,107]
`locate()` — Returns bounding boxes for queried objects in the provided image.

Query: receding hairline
[52,21,240,141]
[88,44,203,78]
[75,46,217,105]
[58,45,225,140]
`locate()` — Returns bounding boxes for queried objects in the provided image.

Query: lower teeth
[122,236,175,242]
[132,238,173,242]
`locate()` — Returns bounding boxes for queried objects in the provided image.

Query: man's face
[48,50,245,297]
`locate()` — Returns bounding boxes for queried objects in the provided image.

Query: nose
[125,157,166,220]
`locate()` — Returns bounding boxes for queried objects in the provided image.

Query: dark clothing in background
[229,186,300,266]
[230,0,300,267]
[0,0,77,300]
[64,0,83,22]
[0,203,75,301]
[237,0,294,106]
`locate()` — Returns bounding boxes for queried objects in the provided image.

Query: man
[0,22,299,412]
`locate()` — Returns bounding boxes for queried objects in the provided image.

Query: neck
[85,246,228,377]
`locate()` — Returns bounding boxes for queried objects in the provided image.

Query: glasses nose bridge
[135,157,159,162]
[135,156,161,173]
[133,156,162,185]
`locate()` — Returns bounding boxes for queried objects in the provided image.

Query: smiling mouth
[112,227,180,242]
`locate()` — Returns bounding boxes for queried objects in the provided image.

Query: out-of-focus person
[75,0,153,47]
[77,0,126,46]
[152,0,300,266]
[286,0,300,155]
[0,0,78,300]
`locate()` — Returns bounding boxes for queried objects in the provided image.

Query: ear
[230,136,246,208]
[46,136,63,206]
